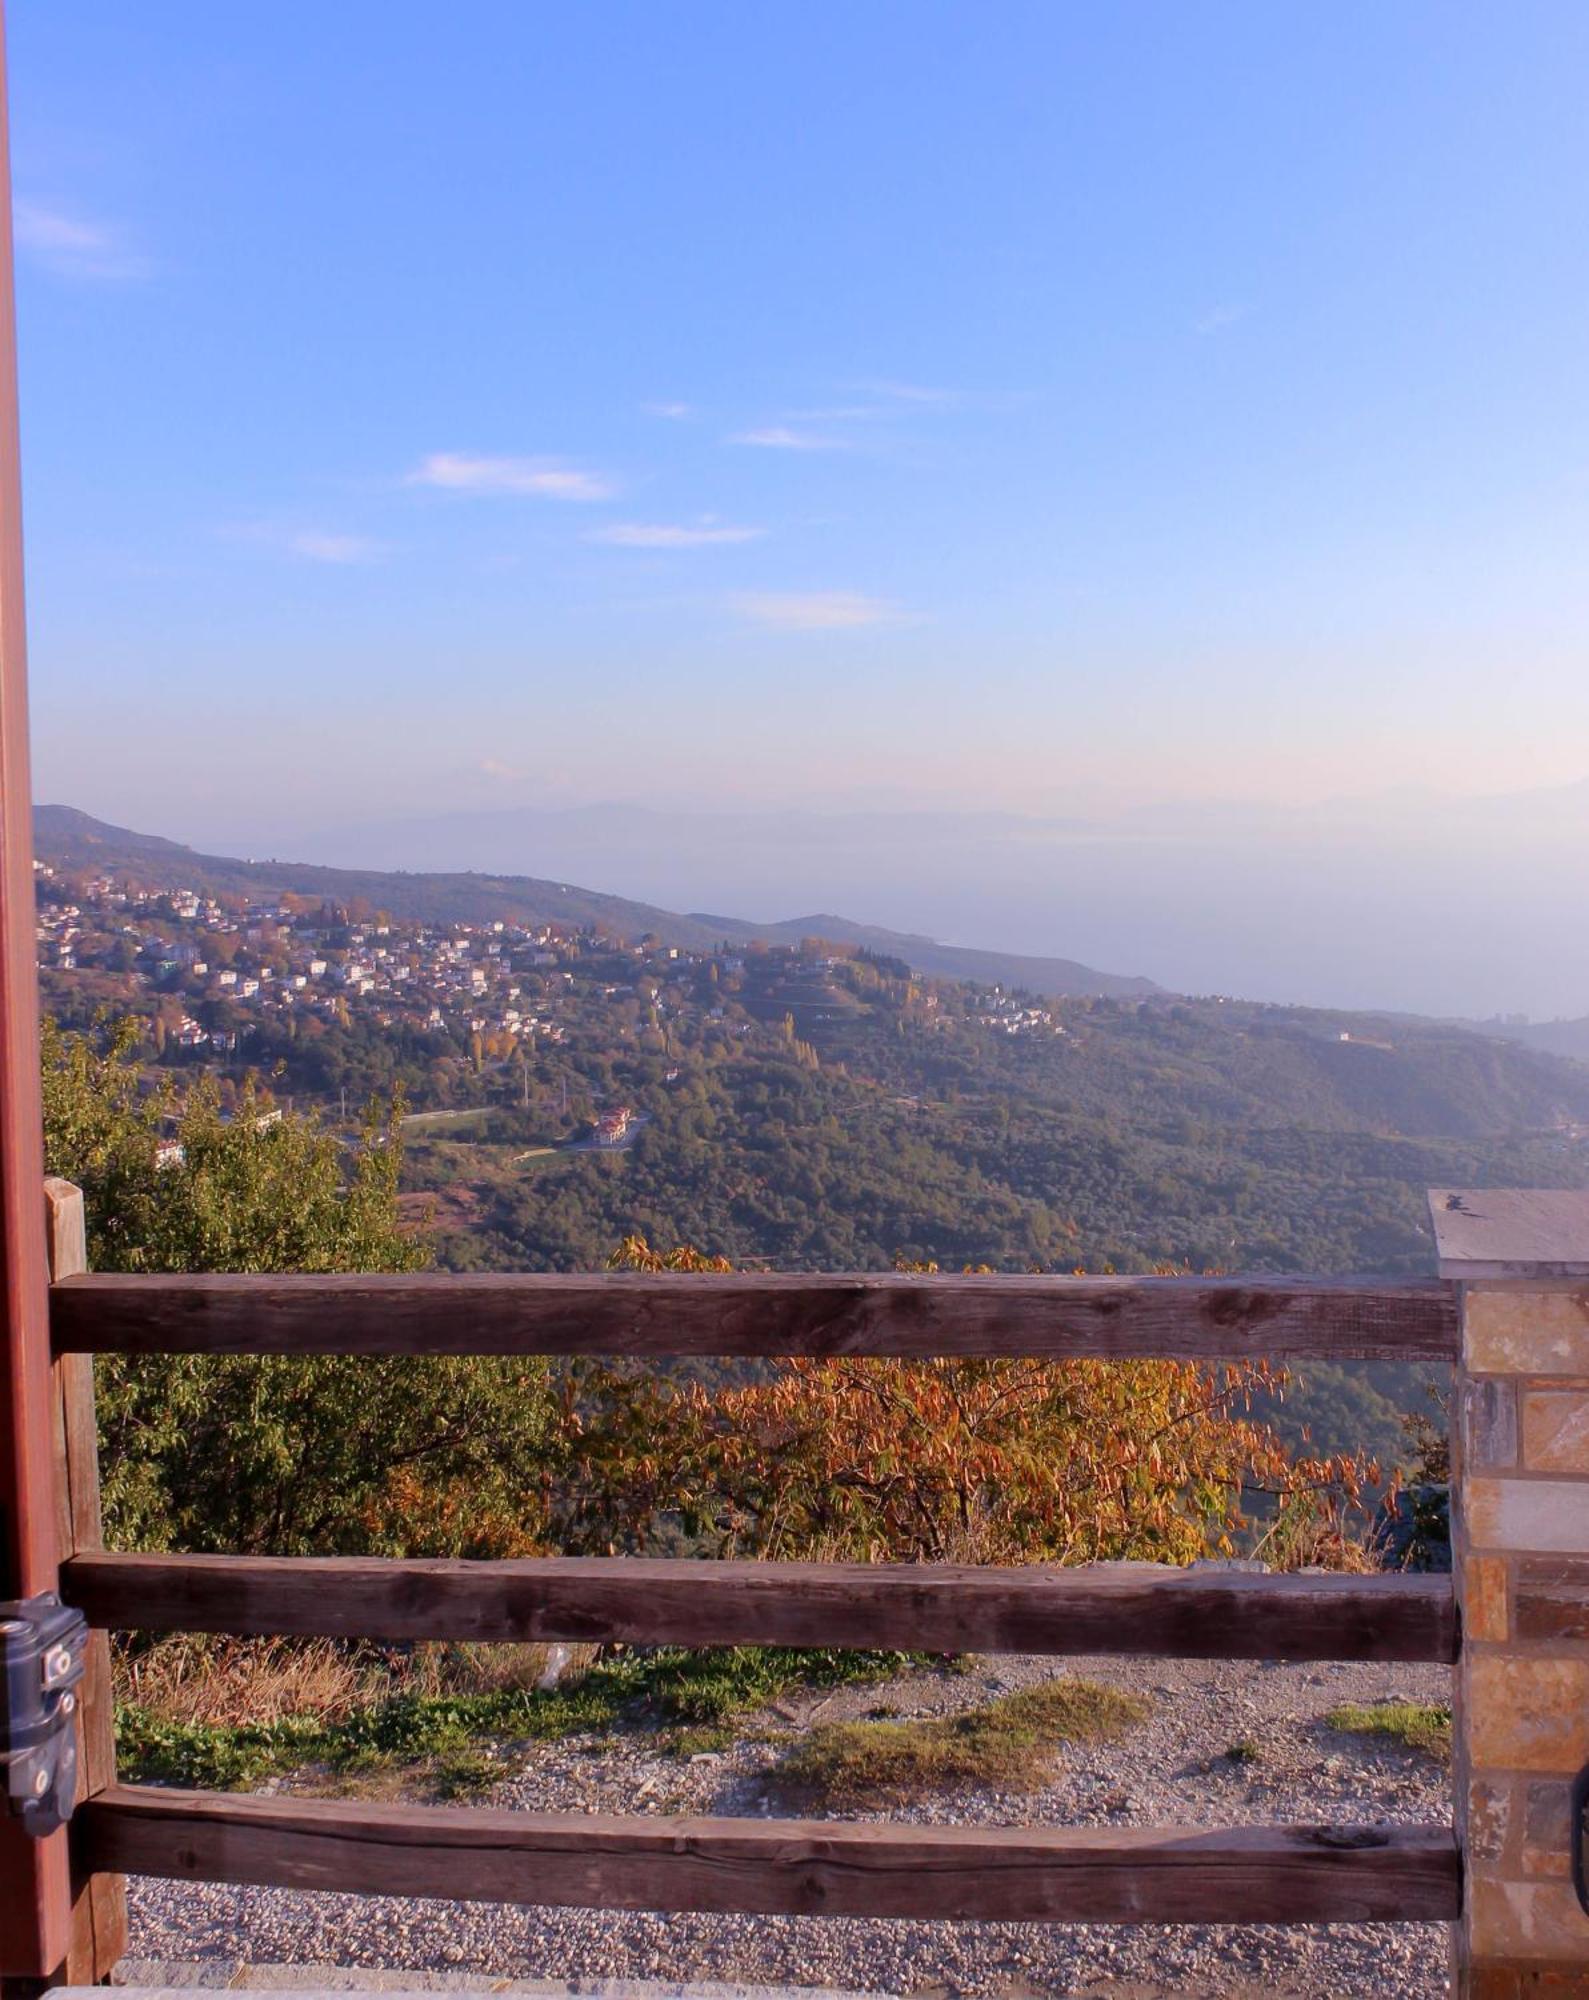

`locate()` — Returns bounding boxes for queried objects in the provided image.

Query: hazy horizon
[44,773,1589,1021]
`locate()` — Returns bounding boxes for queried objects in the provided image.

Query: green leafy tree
[43,1019,556,1557]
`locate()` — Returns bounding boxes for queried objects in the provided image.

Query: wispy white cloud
[1193,302,1248,335]
[730,386,963,449]
[288,530,385,565]
[14,199,148,282]
[782,404,888,423]
[220,522,385,565]
[408,452,615,501]
[728,426,848,453]
[643,400,692,420]
[477,757,523,781]
[734,590,904,631]
[856,379,958,405]
[589,519,763,549]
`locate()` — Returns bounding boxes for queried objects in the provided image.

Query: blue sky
[11,2,1589,851]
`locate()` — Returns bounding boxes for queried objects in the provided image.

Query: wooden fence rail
[49,1269,1459,1359]
[61,1551,1458,1662]
[81,1788,1462,1925]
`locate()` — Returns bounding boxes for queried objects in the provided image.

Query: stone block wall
[1457,1282,1589,1996]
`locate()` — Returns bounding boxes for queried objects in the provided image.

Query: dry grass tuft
[770,1676,1150,1805]
[1255,1491,1380,1573]
[403,1640,597,1699]
[116,1635,596,1729]
[116,1636,377,1728]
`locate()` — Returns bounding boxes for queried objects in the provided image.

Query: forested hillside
[410,1002,1589,1280]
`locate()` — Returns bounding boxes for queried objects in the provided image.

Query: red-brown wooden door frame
[0,0,75,1979]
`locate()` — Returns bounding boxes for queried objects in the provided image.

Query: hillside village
[33,857,1064,1109]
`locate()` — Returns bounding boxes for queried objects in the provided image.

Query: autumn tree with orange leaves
[553,1238,1377,1569]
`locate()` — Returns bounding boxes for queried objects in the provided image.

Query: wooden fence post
[0,0,80,1983]
[46,1180,126,1985]
[1433,1188,1589,1997]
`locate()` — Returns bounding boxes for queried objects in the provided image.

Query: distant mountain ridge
[1465,1014,1589,1066]
[32,805,1161,1000]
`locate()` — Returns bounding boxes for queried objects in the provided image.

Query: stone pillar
[1433,1188,1589,1998]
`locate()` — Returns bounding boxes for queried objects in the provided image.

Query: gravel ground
[126,1651,1454,1999]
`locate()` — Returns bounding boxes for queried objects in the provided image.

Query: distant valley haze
[52,772,1589,1021]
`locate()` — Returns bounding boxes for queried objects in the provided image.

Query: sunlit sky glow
[10,6,1589,1011]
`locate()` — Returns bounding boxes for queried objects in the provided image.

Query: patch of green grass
[770,1677,1151,1806]
[1224,1738,1263,1765]
[424,1744,512,1800]
[115,1646,917,1793]
[1326,1701,1452,1762]
[637,1645,916,1724]
[663,1724,737,1759]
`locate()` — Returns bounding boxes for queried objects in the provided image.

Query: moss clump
[1326,1701,1452,1762]
[770,1677,1150,1805]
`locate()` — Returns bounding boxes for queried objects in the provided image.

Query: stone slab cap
[1428,1188,1589,1279]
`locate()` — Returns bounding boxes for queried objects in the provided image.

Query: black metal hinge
[0,1592,88,1836]
[1573,1763,1589,1917]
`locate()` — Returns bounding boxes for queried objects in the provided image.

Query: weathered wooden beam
[81,1787,1459,1924]
[45,1183,127,1986]
[60,1552,1458,1663]
[50,1270,1459,1360]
